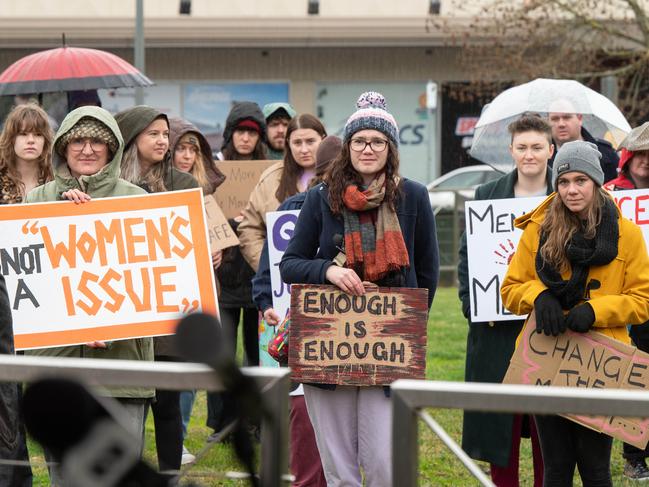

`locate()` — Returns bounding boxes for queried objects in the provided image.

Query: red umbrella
[0,46,153,96]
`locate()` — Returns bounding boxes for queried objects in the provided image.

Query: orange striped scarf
[342,173,409,281]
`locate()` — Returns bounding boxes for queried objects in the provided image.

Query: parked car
[427,165,501,213]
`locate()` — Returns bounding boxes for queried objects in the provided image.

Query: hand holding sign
[325,266,365,296]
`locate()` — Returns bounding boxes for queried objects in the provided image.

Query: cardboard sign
[466,188,649,323]
[504,314,649,449]
[213,160,277,219]
[258,209,300,367]
[203,195,239,251]
[2,189,217,350]
[289,284,428,386]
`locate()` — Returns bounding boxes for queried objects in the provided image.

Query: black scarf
[535,197,619,309]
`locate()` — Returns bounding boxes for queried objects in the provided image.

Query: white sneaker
[181,445,196,465]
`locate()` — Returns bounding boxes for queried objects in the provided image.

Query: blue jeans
[179,390,195,439]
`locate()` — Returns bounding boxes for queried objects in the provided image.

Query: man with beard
[263,102,296,160]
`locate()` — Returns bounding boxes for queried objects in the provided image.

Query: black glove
[534,290,566,336]
[565,303,595,333]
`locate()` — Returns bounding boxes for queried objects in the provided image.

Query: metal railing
[391,380,649,487]
[0,354,290,487]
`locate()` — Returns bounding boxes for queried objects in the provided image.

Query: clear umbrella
[470,78,631,173]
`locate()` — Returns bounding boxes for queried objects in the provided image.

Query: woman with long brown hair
[239,113,327,270]
[0,103,53,204]
[0,103,53,486]
[280,92,439,486]
[502,140,649,486]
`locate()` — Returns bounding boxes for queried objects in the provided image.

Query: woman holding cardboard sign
[502,140,649,486]
[280,92,439,487]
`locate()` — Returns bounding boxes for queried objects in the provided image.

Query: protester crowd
[0,86,649,487]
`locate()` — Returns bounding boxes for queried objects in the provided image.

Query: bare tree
[432,0,649,123]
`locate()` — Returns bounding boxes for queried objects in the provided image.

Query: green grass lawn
[27,287,639,485]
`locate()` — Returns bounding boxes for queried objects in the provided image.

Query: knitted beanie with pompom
[343,91,399,147]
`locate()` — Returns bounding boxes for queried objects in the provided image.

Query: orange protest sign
[0,189,217,350]
[504,313,649,449]
[213,160,276,219]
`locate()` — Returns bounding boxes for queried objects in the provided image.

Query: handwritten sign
[203,195,239,251]
[289,284,428,386]
[258,210,300,367]
[213,160,276,219]
[2,189,217,350]
[504,314,649,449]
[467,188,649,323]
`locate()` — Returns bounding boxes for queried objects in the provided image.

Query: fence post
[259,370,290,487]
[392,388,418,487]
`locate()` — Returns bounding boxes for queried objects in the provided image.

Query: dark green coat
[459,168,552,466]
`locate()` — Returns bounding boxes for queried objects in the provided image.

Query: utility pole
[134,0,145,105]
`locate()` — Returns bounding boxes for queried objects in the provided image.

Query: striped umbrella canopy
[0,46,153,96]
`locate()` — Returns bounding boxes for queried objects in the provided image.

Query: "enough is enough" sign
[289,284,428,386]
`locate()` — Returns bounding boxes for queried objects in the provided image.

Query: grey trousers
[303,385,392,487]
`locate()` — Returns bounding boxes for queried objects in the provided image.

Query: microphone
[23,378,177,486]
[175,312,268,487]
[332,233,346,267]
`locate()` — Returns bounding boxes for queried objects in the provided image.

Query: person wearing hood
[603,122,649,480]
[207,101,266,442]
[263,102,296,160]
[169,117,225,195]
[168,116,226,464]
[115,106,199,473]
[501,140,649,486]
[25,106,154,485]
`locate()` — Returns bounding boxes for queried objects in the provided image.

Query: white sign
[258,209,300,368]
[1,190,217,350]
[466,188,649,322]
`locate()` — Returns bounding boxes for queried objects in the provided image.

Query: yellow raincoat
[502,193,649,346]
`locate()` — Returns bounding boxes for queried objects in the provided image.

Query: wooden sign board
[504,313,649,449]
[203,195,239,251]
[289,284,428,386]
[213,160,277,219]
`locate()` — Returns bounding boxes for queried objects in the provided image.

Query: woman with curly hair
[280,92,439,486]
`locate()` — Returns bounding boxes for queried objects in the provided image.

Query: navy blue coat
[280,179,439,309]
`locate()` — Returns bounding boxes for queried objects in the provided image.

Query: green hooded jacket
[25,106,154,399]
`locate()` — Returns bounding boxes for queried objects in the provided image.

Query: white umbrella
[470,78,632,173]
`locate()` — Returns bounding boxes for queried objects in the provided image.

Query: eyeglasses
[350,138,388,152]
[68,138,107,152]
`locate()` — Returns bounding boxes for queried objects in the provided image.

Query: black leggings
[151,356,183,471]
[534,415,612,487]
[207,307,258,433]
[220,306,259,366]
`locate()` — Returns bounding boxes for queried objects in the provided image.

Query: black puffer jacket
[217,218,255,308]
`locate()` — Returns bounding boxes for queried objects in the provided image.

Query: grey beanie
[551,140,604,189]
